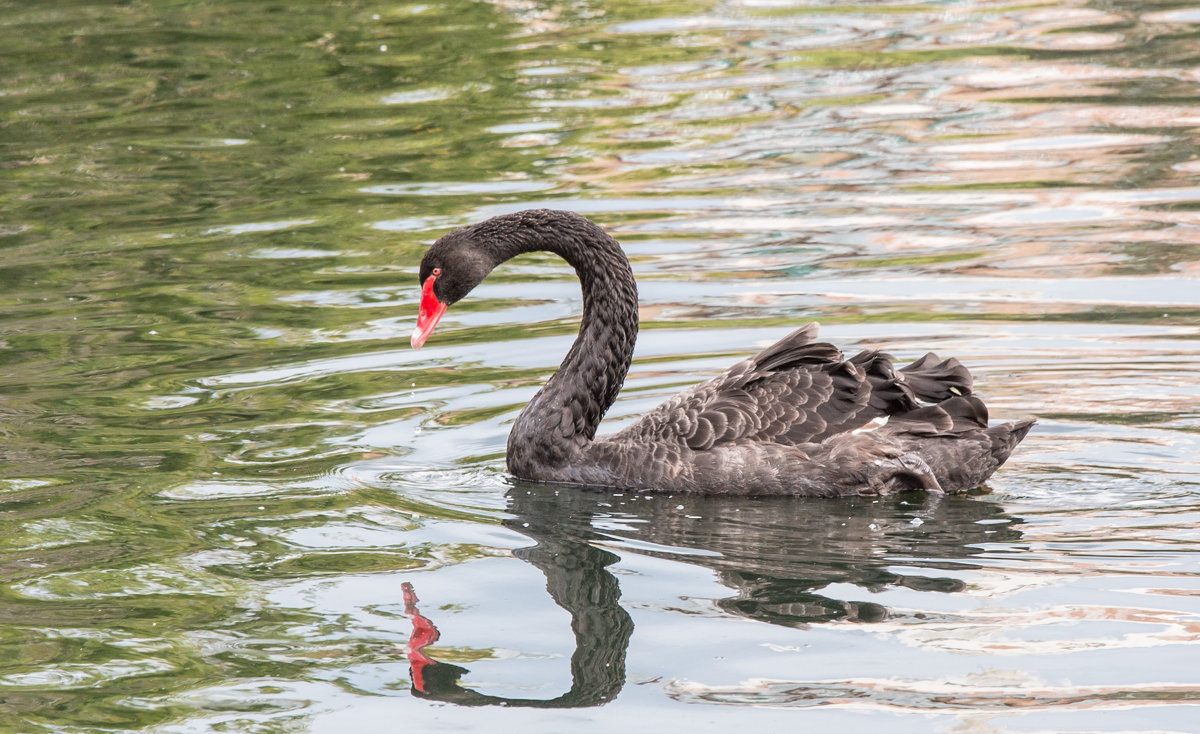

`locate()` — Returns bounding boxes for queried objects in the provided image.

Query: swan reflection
[404,483,1022,706]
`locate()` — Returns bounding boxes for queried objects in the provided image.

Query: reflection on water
[402,486,634,708]
[2,0,1200,731]
[509,484,1022,626]
[406,486,1020,707]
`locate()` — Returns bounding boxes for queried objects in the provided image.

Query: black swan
[411,209,1034,496]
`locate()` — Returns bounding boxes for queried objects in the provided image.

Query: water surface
[2,0,1199,731]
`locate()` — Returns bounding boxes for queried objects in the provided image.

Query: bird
[411,209,1034,496]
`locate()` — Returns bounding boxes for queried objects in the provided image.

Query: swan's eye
[432,267,442,277]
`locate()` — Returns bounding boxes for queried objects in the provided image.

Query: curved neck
[496,213,638,474]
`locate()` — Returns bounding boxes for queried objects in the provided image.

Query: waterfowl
[412,209,1033,496]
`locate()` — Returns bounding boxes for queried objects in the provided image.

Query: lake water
[3,0,1200,731]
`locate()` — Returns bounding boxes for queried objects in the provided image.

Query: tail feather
[891,395,990,437]
[987,418,1036,465]
[899,352,973,402]
[850,350,921,414]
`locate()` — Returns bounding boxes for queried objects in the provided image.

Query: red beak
[411,274,448,349]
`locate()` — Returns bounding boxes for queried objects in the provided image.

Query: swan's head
[411,221,505,349]
[411,209,606,349]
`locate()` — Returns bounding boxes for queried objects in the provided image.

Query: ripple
[14,563,242,601]
[666,674,1200,712]
[204,219,317,236]
[0,658,175,689]
[360,180,556,196]
[380,84,492,105]
[1144,8,1200,24]
[928,133,1168,154]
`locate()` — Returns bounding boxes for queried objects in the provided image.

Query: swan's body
[413,209,1033,496]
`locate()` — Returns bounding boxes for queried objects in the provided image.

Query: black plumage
[415,209,1034,496]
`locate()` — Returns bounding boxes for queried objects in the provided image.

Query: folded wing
[614,323,975,450]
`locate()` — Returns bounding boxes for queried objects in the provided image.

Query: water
[2,0,1199,731]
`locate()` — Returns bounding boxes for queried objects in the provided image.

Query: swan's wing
[615,324,864,449]
[613,323,974,451]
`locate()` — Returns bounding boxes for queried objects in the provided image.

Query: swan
[411,209,1033,495]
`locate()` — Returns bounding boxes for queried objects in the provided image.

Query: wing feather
[612,323,984,453]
